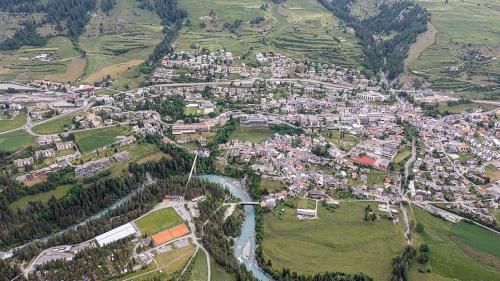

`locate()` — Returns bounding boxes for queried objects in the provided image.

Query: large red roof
[352,156,376,166]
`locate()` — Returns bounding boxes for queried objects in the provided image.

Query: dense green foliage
[28,241,133,280]
[136,94,185,120]
[0,0,96,50]
[0,0,44,13]
[318,0,430,79]
[0,260,22,281]
[269,124,303,135]
[390,246,416,281]
[100,0,116,13]
[0,142,192,249]
[45,0,96,39]
[0,21,47,50]
[137,0,188,73]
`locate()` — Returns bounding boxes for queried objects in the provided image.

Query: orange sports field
[151,224,190,246]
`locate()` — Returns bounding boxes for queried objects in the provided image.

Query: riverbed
[196,175,274,281]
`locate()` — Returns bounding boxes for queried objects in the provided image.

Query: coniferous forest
[318,0,430,80]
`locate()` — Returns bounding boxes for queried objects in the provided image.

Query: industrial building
[94,223,137,247]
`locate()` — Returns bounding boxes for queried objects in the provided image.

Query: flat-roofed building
[94,223,137,247]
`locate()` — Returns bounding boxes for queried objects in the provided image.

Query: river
[196,175,274,281]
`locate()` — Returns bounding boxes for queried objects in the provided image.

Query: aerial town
[0,50,500,278]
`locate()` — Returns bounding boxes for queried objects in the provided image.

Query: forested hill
[318,0,430,80]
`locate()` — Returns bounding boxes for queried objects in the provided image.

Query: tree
[419,244,429,253]
[416,223,424,233]
[418,252,429,264]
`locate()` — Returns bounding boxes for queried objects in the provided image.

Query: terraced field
[407,0,500,100]
[175,0,363,68]
[0,36,82,82]
[79,0,164,89]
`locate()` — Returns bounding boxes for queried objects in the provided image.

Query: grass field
[175,0,363,68]
[187,250,208,281]
[322,131,362,151]
[485,164,500,182]
[437,102,497,113]
[229,126,274,143]
[408,205,500,280]
[262,202,406,280]
[260,178,286,193]
[184,107,204,117]
[0,130,34,151]
[74,126,129,153]
[108,142,162,177]
[408,0,500,100]
[137,151,171,164]
[366,169,388,186]
[0,112,26,132]
[79,0,164,89]
[9,185,72,211]
[210,257,236,281]
[450,222,500,258]
[112,244,195,281]
[32,110,85,134]
[84,60,144,84]
[291,197,316,209]
[394,146,411,163]
[135,208,184,236]
[0,36,83,82]
[44,57,86,83]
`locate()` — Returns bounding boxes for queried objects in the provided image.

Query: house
[14,157,34,168]
[296,208,316,218]
[308,190,326,199]
[35,148,55,159]
[55,141,75,151]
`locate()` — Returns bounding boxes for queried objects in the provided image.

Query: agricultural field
[407,0,500,100]
[74,126,129,153]
[0,130,34,151]
[32,110,86,134]
[408,205,500,280]
[0,112,26,133]
[135,208,184,236]
[229,126,274,143]
[175,0,363,68]
[0,36,83,82]
[79,0,164,89]
[262,202,406,280]
[9,185,72,211]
